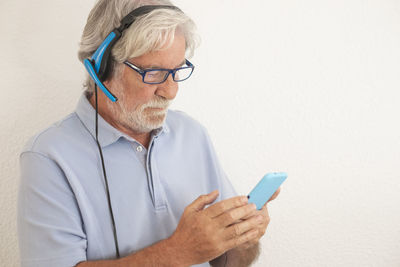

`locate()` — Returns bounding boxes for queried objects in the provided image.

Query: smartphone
[247,172,287,210]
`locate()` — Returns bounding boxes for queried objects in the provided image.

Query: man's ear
[103,79,111,88]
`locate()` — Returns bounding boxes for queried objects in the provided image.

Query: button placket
[142,136,167,211]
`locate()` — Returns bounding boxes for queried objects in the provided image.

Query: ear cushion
[91,30,121,81]
[100,54,115,82]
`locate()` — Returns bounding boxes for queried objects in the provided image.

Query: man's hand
[235,187,281,250]
[168,190,262,266]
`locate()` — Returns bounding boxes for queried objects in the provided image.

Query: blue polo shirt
[18,93,237,267]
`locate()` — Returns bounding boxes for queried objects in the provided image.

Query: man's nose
[155,74,178,100]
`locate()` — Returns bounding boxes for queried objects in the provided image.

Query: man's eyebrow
[175,59,186,68]
[144,60,186,70]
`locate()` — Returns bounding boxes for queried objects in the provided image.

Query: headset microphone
[84,59,118,102]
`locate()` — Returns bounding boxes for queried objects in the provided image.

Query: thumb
[267,187,281,204]
[189,190,219,212]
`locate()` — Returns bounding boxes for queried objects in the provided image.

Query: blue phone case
[248,172,287,210]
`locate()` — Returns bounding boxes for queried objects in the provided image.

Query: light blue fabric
[18,93,237,267]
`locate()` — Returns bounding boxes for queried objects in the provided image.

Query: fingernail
[257,215,263,222]
[241,196,248,203]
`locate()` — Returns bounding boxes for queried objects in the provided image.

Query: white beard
[106,87,171,134]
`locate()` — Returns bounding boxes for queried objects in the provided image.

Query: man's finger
[225,228,259,251]
[224,215,262,240]
[259,205,270,228]
[267,187,281,203]
[188,190,219,212]
[204,195,248,218]
[216,203,257,227]
[240,209,259,221]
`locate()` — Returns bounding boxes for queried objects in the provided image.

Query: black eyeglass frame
[123,59,195,84]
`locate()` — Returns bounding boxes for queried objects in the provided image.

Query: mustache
[140,97,171,110]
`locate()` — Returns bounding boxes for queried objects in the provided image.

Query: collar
[75,92,170,148]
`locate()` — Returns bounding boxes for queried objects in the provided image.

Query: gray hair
[78,0,199,93]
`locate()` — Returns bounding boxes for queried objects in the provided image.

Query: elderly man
[18,0,280,266]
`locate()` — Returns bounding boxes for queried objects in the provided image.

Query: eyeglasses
[123,59,195,84]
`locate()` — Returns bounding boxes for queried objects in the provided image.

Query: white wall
[1,0,399,266]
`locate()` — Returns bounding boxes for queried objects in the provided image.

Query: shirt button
[136,145,143,152]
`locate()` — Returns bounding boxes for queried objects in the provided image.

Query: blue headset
[83,5,181,102]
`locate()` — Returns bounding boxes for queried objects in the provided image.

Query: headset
[83,5,182,259]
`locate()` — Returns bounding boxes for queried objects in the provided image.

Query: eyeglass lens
[144,68,192,83]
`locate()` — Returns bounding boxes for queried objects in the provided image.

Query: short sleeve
[18,152,87,267]
[218,169,238,200]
